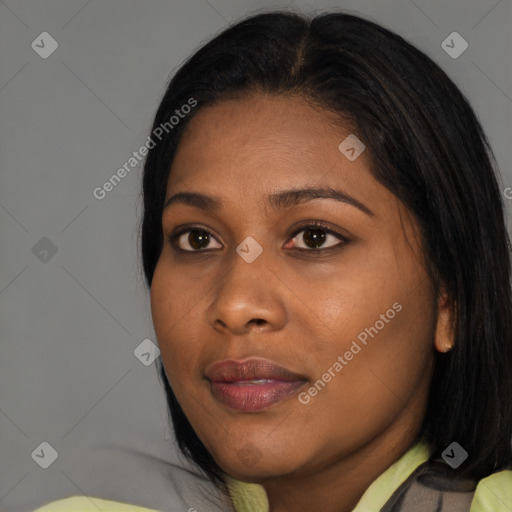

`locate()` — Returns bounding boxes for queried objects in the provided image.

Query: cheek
[150,262,173,343]
[150,261,199,377]
[295,248,435,413]
[308,289,435,439]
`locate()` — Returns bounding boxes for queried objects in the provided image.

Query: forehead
[167,93,374,197]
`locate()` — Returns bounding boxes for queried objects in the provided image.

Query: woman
[36,9,512,512]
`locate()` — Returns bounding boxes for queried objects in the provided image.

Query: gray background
[1,1,511,511]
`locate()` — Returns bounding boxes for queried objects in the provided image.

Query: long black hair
[139,10,512,488]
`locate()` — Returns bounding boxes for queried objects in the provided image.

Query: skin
[150,93,455,512]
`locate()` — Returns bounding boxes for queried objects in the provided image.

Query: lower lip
[209,380,307,412]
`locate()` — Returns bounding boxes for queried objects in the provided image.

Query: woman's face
[150,93,444,482]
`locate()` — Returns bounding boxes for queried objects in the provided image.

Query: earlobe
[433,287,456,353]
[435,337,454,353]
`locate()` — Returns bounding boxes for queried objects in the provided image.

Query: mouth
[205,358,308,412]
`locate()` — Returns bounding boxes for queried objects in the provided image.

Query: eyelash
[167,220,349,254]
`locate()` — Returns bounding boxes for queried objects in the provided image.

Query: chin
[210,439,308,482]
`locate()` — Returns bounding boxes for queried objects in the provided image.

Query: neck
[261,393,427,512]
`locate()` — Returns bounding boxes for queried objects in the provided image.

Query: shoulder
[471,469,512,511]
[33,495,161,511]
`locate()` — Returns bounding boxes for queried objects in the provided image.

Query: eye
[169,226,222,252]
[168,221,348,253]
[285,221,348,251]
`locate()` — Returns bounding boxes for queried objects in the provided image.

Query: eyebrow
[163,186,375,217]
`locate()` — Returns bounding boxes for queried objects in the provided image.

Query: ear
[433,284,456,353]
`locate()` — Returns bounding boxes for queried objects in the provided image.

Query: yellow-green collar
[226,439,430,512]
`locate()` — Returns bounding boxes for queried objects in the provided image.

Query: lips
[205,358,308,412]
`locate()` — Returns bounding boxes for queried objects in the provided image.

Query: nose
[206,247,287,336]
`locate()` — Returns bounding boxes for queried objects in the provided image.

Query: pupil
[189,230,209,250]
[304,228,326,248]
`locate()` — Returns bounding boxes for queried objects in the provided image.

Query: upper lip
[205,358,307,383]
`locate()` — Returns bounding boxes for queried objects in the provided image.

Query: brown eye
[302,227,328,248]
[170,228,222,252]
[288,224,347,251]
